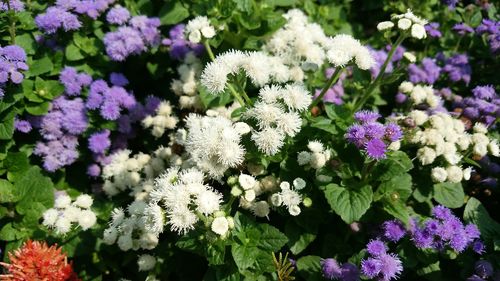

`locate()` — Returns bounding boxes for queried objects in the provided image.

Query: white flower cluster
[102,146,186,199]
[43,194,97,234]
[405,111,499,183]
[184,114,250,178]
[377,9,428,39]
[234,174,280,218]
[398,81,441,108]
[148,168,231,236]
[201,50,296,94]
[270,179,305,216]
[185,16,216,43]
[297,140,332,169]
[137,254,156,271]
[265,9,374,70]
[171,53,204,109]
[142,101,179,138]
[103,203,159,251]
[245,84,311,155]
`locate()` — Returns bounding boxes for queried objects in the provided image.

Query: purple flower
[60,66,92,96]
[129,16,161,46]
[365,138,387,159]
[453,23,475,35]
[383,220,406,242]
[384,123,403,142]
[366,240,387,256]
[378,253,403,281]
[87,163,101,177]
[321,258,342,280]
[103,26,145,61]
[34,136,79,172]
[475,260,494,278]
[106,5,130,25]
[109,72,129,86]
[88,129,111,154]
[0,45,28,86]
[354,110,380,124]
[163,24,205,60]
[0,0,24,11]
[340,263,360,281]
[14,119,32,133]
[441,53,471,85]
[442,0,459,9]
[472,85,496,100]
[35,7,81,34]
[361,258,382,278]
[346,124,366,148]
[425,22,442,38]
[395,92,407,104]
[369,45,405,78]
[472,240,486,254]
[408,58,441,84]
[432,205,453,220]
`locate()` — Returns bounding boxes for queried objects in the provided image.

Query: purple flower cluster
[86,78,136,120]
[440,53,472,85]
[468,260,498,281]
[162,24,205,60]
[56,0,115,19]
[0,45,28,97]
[103,13,161,61]
[345,111,403,160]
[60,66,92,96]
[476,19,500,55]
[453,85,499,127]
[442,0,459,9]
[14,119,32,133]
[425,22,442,38]
[453,23,474,35]
[369,45,405,78]
[410,205,484,253]
[0,0,24,11]
[408,58,442,85]
[320,258,360,281]
[314,68,347,105]
[106,5,130,25]
[361,240,403,281]
[33,96,88,172]
[88,129,111,154]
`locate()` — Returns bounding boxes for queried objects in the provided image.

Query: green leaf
[382,199,410,225]
[375,173,412,202]
[35,77,64,100]
[231,243,260,270]
[65,43,85,61]
[0,111,15,140]
[4,151,30,181]
[27,56,53,77]
[324,183,373,223]
[285,220,316,254]
[258,223,288,251]
[13,166,54,210]
[433,182,464,208]
[25,101,50,115]
[264,0,297,6]
[463,197,500,243]
[373,151,413,181]
[159,2,190,25]
[296,255,323,281]
[310,117,337,134]
[0,223,18,241]
[0,179,14,203]
[15,33,36,55]
[416,261,442,280]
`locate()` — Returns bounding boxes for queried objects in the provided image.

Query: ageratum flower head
[0,45,28,91]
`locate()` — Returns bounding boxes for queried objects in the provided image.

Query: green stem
[361,160,376,183]
[309,67,344,110]
[203,40,216,61]
[352,34,407,112]
[4,0,16,44]
[227,84,246,107]
[224,196,236,214]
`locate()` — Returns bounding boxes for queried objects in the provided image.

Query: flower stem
[203,40,215,61]
[352,34,406,112]
[5,0,17,44]
[309,67,344,110]
[227,84,246,107]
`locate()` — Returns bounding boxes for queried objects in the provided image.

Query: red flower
[0,240,80,281]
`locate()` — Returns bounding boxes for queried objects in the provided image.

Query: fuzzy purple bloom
[408,58,441,84]
[60,67,92,96]
[366,240,387,256]
[103,26,145,61]
[384,123,403,142]
[361,258,382,278]
[0,45,28,86]
[163,24,205,60]
[87,163,101,177]
[354,110,381,124]
[88,129,111,154]
[35,7,81,34]
[321,258,343,280]
[0,0,24,11]
[365,139,387,159]
[378,253,403,281]
[14,119,32,133]
[475,260,494,278]
[453,23,475,35]
[425,22,442,38]
[441,53,471,85]
[383,220,407,242]
[109,72,129,86]
[106,5,130,25]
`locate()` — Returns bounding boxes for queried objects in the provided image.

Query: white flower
[244,190,256,202]
[137,254,156,271]
[185,16,216,43]
[488,140,499,157]
[473,123,488,134]
[293,178,306,190]
[409,110,428,126]
[411,24,426,39]
[200,61,230,94]
[234,122,251,135]
[398,81,414,93]
[388,141,401,151]
[417,147,436,165]
[297,151,312,166]
[397,18,412,30]
[289,205,301,216]
[143,204,164,235]
[251,201,270,217]
[195,189,222,215]
[282,84,312,112]
[78,210,97,230]
[55,217,72,234]
[239,174,256,190]
[473,143,488,157]
[63,206,81,223]
[117,233,133,251]
[42,209,59,227]
[73,194,93,209]
[211,216,230,236]
[201,26,215,38]
[270,193,283,206]
[310,152,327,169]
[463,167,472,181]
[259,85,283,104]
[431,167,448,183]
[403,52,416,63]
[54,194,72,209]
[307,141,324,153]
[188,30,201,43]
[168,207,198,235]
[377,21,394,31]
[251,127,285,156]
[446,166,463,183]
[276,112,302,137]
[103,227,118,244]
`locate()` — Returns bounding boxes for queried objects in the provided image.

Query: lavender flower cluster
[453,85,499,127]
[345,111,403,160]
[452,19,499,55]
[408,53,471,85]
[103,9,161,61]
[314,68,347,105]
[0,45,28,97]
[162,24,205,61]
[369,45,406,78]
[322,206,484,281]
[0,0,24,11]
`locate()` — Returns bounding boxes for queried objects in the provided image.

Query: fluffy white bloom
[297,151,312,166]
[307,141,324,153]
[55,217,71,234]
[463,167,472,181]
[276,112,302,137]
[377,21,394,31]
[211,216,230,236]
[417,147,436,165]
[168,207,198,235]
[473,123,488,134]
[78,210,97,230]
[42,209,59,227]
[55,194,72,209]
[195,189,222,215]
[397,18,412,30]
[293,178,306,190]
[403,52,417,63]
[185,16,216,43]
[326,34,374,69]
[411,24,427,39]
[310,152,327,169]
[143,204,164,235]
[200,61,230,94]
[239,174,256,190]
[251,201,270,217]
[431,167,448,183]
[488,141,499,157]
[137,254,156,271]
[251,127,285,155]
[74,194,93,209]
[244,190,256,202]
[446,166,463,183]
[282,84,312,112]
[398,81,414,93]
[117,233,134,251]
[409,110,428,126]
[270,193,283,206]
[289,205,301,216]
[473,143,488,157]
[103,227,118,244]
[142,101,178,138]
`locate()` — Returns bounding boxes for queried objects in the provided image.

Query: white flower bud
[446,166,463,183]
[377,21,394,31]
[431,167,447,183]
[398,18,412,30]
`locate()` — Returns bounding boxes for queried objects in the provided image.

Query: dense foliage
[0,0,499,280]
